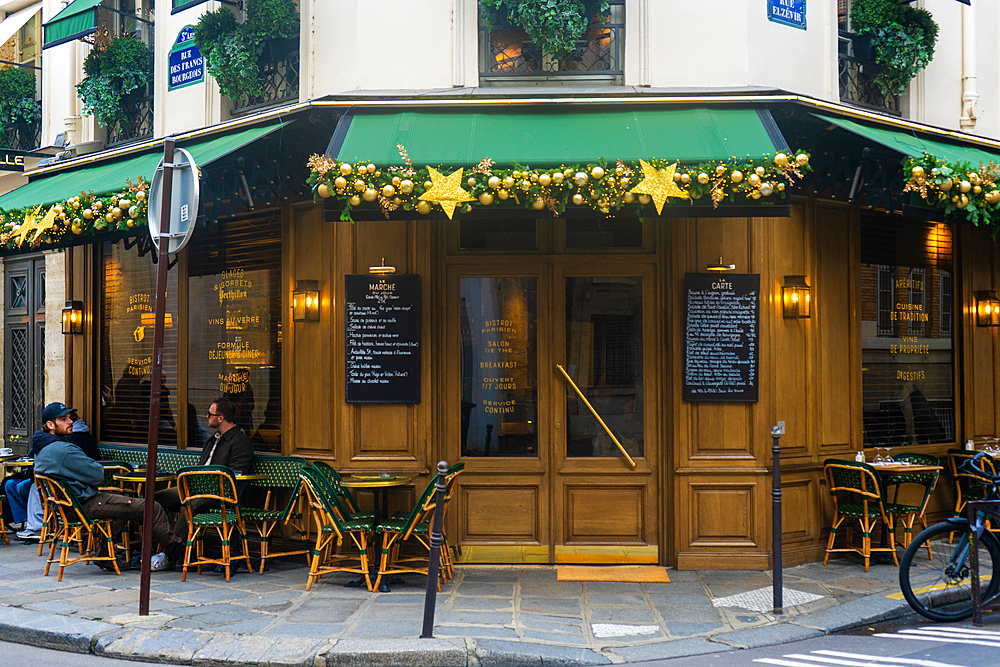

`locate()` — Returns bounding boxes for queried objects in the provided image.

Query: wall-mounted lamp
[62,300,83,334]
[369,257,396,275]
[782,275,811,319]
[292,280,320,322]
[976,290,1000,326]
[706,256,736,272]
[139,312,174,328]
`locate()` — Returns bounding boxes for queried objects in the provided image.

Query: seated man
[33,402,184,571]
[156,396,254,554]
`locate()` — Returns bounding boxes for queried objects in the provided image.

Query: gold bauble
[638,194,652,205]
[58,213,66,221]
[392,176,401,186]
[615,166,624,176]
[957,194,969,209]
[119,199,130,209]
[755,166,765,176]
[73,217,81,225]
[109,199,118,209]
[512,170,521,179]
[751,191,761,200]
[334,176,347,190]
[538,173,551,187]
[366,164,376,173]
[590,191,599,200]
[774,153,788,167]
[339,163,353,176]
[552,172,564,184]
[350,195,361,206]
[357,164,368,174]
[126,219,135,228]
[467,177,477,188]
[136,190,146,202]
[416,200,432,215]
[497,189,509,200]
[795,154,809,166]
[572,193,585,205]
[479,193,494,206]
[382,184,396,198]
[93,200,103,210]
[82,209,93,219]
[672,172,681,182]
[564,169,573,179]
[989,191,1000,204]
[911,165,925,179]
[573,171,588,186]
[400,179,414,194]
[623,192,636,204]
[374,171,381,178]
[488,176,501,189]
[760,182,774,196]
[520,180,530,191]
[363,188,378,202]
[503,176,515,188]
[960,180,972,193]
[53,205,63,215]
[531,197,546,210]
[112,207,122,219]
[777,182,786,192]
[71,225,82,235]
[974,185,982,195]
[716,165,727,175]
[597,198,607,208]
[105,212,114,223]
[970,172,981,185]
[698,172,709,184]
[939,179,953,191]
[317,183,332,198]
[680,173,690,184]
[591,166,605,180]
[354,179,366,191]
[129,206,139,219]
[530,173,538,182]
[731,170,743,184]
[748,173,760,186]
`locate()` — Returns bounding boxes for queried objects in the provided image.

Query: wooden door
[448,257,658,564]
[4,255,45,452]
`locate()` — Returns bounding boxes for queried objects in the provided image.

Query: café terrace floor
[0,539,947,666]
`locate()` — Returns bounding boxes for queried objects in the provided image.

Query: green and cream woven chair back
[311,461,358,513]
[97,460,134,493]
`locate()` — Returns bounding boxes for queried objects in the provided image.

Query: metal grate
[9,327,27,430]
[9,275,25,310]
[839,54,901,116]
[0,118,40,151]
[230,39,299,116]
[479,1,624,84]
[106,83,154,148]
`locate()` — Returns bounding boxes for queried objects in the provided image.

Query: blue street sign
[768,0,806,30]
[168,26,204,90]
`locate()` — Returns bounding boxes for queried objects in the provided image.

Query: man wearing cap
[32,402,184,571]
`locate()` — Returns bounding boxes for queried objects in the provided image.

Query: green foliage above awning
[42,0,102,49]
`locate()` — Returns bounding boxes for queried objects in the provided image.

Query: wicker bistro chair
[311,461,359,513]
[98,461,135,494]
[823,459,902,571]
[882,452,940,555]
[371,475,441,592]
[948,449,997,520]
[241,456,310,574]
[299,467,375,591]
[175,465,251,581]
[33,473,122,580]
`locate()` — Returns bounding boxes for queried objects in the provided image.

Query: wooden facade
[59,192,1000,570]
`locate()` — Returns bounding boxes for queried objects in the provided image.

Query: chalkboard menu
[345,274,421,403]
[683,273,759,402]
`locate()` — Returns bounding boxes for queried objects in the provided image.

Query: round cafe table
[869,461,944,563]
[339,473,417,591]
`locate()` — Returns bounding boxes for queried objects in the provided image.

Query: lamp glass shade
[976,290,1000,327]
[62,300,83,334]
[782,275,811,319]
[293,280,320,322]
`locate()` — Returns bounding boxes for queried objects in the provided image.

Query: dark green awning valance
[172,0,208,14]
[327,107,788,167]
[43,0,102,49]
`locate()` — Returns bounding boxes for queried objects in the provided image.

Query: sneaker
[150,552,173,572]
[127,552,143,570]
[16,528,40,542]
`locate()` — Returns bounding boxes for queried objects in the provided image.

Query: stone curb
[0,605,118,653]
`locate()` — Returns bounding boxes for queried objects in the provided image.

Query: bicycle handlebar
[959,451,1000,500]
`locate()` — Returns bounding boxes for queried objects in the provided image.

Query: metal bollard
[421,460,449,638]
[771,425,783,615]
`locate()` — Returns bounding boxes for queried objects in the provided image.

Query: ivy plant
[193,0,298,100]
[0,67,40,127]
[851,0,938,95]
[76,36,152,128]
[480,0,610,60]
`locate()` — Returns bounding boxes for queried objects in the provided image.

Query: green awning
[818,114,1000,166]
[327,107,788,167]
[172,0,208,14]
[0,120,286,211]
[43,0,102,49]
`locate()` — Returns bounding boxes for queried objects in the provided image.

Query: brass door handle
[555,364,637,469]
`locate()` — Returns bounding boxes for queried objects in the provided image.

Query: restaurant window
[188,218,282,452]
[861,214,954,447]
[100,239,178,445]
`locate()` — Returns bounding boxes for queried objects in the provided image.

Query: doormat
[557,566,670,583]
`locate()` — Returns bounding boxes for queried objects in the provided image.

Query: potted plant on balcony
[849,0,938,95]
[479,0,610,60]
[0,66,40,130]
[76,35,152,129]
[193,0,298,100]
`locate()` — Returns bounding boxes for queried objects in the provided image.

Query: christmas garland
[903,154,1000,226]
[307,146,811,220]
[0,178,150,251]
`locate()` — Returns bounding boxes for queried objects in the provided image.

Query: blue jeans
[4,478,32,524]
[25,483,43,530]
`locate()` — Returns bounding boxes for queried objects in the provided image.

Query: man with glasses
[153,397,253,571]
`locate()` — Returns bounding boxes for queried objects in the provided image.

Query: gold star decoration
[418,166,475,219]
[30,206,60,243]
[629,160,689,215]
[15,206,41,246]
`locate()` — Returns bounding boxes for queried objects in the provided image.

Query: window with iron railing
[478,0,624,85]
[837,0,901,115]
[230,36,300,117]
[0,11,41,151]
[95,1,155,147]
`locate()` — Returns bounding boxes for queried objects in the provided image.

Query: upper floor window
[0,9,42,151]
[478,0,624,86]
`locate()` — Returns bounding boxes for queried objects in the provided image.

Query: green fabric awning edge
[816,114,1000,167]
[172,0,208,15]
[43,0,102,49]
[327,107,789,168]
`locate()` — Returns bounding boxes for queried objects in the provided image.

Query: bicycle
[898,451,1000,621]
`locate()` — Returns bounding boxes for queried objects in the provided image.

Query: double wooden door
[448,258,660,564]
[4,255,46,451]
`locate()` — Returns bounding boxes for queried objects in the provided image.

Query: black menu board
[683,273,759,402]
[345,274,421,403]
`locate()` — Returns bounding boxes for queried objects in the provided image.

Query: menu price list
[683,272,759,402]
[345,274,421,403]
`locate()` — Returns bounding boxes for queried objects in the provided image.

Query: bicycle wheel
[899,520,1000,622]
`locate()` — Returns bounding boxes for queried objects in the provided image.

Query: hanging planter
[76,36,152,130]
[849,0,938,95]
[479,0,610,60]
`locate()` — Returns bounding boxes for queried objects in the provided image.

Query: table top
[5,459,33,468]
[114,473,175,483]
[340,474,417,489]
[870,463,943,474]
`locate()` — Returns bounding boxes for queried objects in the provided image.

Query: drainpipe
[960,2,978,131]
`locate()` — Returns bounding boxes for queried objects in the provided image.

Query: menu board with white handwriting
[345,274,421,403]
[683,273,759,402]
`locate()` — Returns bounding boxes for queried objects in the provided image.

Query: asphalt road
[0,640,168,666]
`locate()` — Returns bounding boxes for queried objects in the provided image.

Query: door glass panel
[460,277,538,457]
[565,277,643,458]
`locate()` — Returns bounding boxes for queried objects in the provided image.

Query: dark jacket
[66,421,100,461]
[199,425,254,474]
[33,430,104,502]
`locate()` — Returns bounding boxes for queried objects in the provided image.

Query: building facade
[1,0,999,569]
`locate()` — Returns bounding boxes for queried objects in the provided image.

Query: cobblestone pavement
[0,539,916,665]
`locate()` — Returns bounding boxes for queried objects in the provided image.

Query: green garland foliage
[850,0,938,95]
[193,0,298,100]
[479,0,610,60]
[77,36,152,128]
[903,155,1000,227]
[0,67,40,127]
